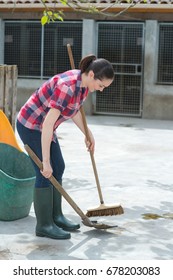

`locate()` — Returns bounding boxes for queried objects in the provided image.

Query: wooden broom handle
[67,44,104,204]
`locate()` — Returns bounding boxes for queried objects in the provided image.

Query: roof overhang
[0,2,173,14]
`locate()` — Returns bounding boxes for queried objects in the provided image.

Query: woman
[17,54,114,240]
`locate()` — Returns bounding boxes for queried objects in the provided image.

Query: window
[4,21,82,79]
[157,24,173,85]
[5,22,42,77]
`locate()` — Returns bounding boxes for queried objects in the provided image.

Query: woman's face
[87,70,113,93]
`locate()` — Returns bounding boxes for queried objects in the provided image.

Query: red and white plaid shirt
[17,70,88,136]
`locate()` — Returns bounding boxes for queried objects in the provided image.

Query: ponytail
[79,54,96,74]
[79,54,114,81]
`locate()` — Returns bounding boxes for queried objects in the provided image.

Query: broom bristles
[86,203,124,217]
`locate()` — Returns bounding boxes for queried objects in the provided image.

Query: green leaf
[53,13,64,21]
[60,0,68,5]
[41,15,48,25]
[43,10,47,16]
[47,11,53,17]
[59,11,64,15]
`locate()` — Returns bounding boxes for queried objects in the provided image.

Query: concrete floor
[0,115,173,262]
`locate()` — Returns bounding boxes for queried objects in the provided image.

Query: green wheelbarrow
[0,143,35,221]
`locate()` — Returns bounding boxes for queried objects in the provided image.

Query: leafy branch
[40,0,144,25]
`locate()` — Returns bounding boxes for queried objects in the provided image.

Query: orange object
[0,110,22,152]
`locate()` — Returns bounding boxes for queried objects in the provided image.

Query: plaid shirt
[17,70,88,137]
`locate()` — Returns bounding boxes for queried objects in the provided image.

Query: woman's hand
[85,129,95,154]
[41,160,53,178]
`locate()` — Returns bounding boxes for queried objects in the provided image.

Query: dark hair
[79,54,114,81]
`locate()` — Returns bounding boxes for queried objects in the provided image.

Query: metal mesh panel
[95,23,144,116]
[44,22,82,76]
[4,21,82,78]
[96,75,141,115]
[157,24,173,85]
[5,21,42,77]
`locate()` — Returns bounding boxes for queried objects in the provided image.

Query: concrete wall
[82,19,96,115]
[17,79,44,110]
[143,20,173,120]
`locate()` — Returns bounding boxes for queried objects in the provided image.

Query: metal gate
[94,22,144,117]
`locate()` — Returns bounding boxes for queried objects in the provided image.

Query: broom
[67,44,124,217]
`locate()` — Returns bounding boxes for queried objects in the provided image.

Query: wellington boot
[34,187,71,239]
[53,182,80,231]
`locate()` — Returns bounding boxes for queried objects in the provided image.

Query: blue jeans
[16,120,65,188]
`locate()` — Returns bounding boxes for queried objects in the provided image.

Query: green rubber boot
[34,187,71,239]
[53,181,80,231]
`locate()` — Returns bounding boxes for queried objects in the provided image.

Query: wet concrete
[0,115,173,260]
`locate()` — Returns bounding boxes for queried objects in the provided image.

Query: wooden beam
[0,3,173,13]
